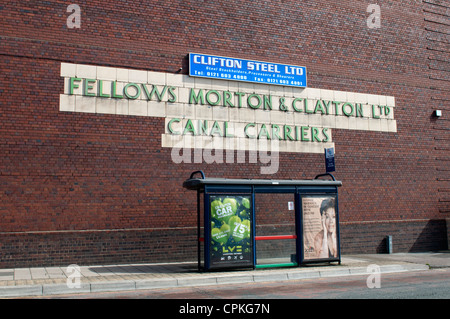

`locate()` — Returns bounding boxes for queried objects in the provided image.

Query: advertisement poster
[301,196,339,261]
[209,195,253,268]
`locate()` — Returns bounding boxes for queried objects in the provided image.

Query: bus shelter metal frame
[183,171,342,271]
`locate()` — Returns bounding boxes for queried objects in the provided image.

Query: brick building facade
[0,0,448,267]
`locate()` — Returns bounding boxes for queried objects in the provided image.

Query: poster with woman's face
[301,196,338,260]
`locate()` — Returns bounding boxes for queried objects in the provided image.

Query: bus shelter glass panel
[298,194,340,264]
[254,193,297,266]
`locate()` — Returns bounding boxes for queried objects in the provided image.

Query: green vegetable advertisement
[209,195,253,267]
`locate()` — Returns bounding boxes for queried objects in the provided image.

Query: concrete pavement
[0,251,448,298]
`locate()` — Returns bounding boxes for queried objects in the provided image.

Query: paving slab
[0,252,447,298]
[90,280,136,293]
[135,278,178,290]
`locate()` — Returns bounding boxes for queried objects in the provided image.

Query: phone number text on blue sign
[189,53,307,88]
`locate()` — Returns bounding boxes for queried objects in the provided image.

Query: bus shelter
[183,171,342,271]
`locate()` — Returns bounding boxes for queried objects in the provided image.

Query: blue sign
[325,148,335,173]
[189,53,307,88]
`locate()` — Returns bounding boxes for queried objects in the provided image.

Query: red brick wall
[341,219,448,254]
[0,0,448,267]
